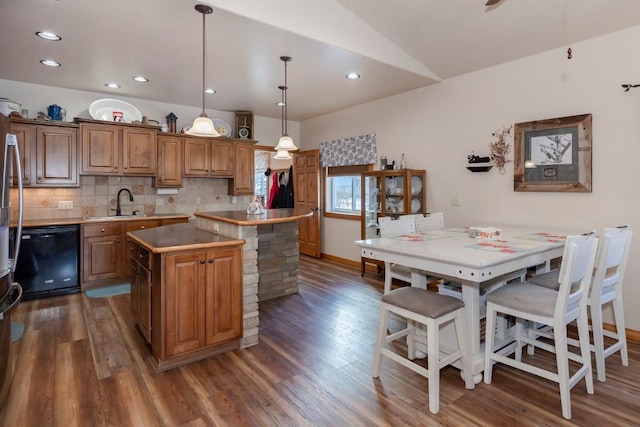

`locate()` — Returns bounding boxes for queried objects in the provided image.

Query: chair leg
[590,302,607,382]
[483,303,497,384]
[576,312,594,395]
[515,318,525,361]
[373,306,390,378]
[554,326,572,420]
[426,317,439,414]
[612,295,629,367]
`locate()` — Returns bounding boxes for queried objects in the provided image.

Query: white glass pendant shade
[273,149,292,160]
[274,134,298,151]
[187,114,220,137]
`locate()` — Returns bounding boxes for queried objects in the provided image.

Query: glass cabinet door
[363,174,381,239]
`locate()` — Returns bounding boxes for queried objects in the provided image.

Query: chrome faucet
[114,188,134,216]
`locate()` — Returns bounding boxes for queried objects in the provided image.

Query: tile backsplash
[12,176,251,221]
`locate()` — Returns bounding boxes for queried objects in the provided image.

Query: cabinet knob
[101,228,105,232]
[37,176,42,181]
[200,259,205,264]
[141,226,145,229]
[208,258,213,263]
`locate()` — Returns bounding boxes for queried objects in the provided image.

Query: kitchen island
[127,222,245,372]
[194,209,314,301]
[127,209,312,371]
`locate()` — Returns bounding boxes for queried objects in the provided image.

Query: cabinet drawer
[125,220,161,232]
[83,223,122,237]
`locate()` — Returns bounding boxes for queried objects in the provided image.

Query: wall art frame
[513,113,592,192]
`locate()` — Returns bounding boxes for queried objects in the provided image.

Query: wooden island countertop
[126,222,245,253]
[194,208,313,226]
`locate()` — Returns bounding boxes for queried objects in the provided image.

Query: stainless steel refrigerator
[0,113,23,416]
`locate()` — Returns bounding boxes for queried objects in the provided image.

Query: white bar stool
[372,287,475,414]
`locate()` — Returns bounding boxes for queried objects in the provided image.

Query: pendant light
[273,149,292,160]
[187,4,220,137]
[274,56,298,151]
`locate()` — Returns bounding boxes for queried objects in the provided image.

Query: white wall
[301,25,640,330]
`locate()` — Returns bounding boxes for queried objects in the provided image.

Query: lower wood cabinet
[81,217,187,290]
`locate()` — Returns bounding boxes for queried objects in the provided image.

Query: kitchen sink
[82,214,148,221]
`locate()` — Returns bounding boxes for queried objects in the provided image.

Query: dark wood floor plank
[3,255,639,426]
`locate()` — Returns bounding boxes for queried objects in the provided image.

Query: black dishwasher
[12,225,80,300]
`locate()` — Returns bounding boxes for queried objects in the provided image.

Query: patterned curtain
[319,133,376,167]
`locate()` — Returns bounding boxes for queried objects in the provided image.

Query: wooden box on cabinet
[78,119,157,176]
[234,111,253,139]
[9,120,78,187]
[360,169,427,276]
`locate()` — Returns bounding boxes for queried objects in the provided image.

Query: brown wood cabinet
[9,120,78,187]
[228,141,255,195]
[155,135,183,187]
[160,246,243,361]
[183,137,234,177]
[81,217,187,290]
[79,120,157,176]
[130,241,152,343]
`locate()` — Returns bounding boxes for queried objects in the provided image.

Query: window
[323,165,371,220]
[254,172,267,206]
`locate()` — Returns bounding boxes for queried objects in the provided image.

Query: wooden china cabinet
[360,169,427,276]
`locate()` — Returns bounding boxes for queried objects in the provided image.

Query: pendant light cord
[201,10,206,115]
[284,59,288,135]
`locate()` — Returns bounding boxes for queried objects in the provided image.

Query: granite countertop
[17,213,191,228]
[194,209,313,226]
[127,222,245,254]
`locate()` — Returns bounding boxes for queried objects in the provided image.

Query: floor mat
[85,284,130,298]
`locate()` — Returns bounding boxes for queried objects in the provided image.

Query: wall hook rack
[622,83,640,92]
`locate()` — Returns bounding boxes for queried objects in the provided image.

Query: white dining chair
[483,233,598,420]
[528,226,632,382]
[413,212,445,233]
[378,216,416,294]
[373,287,475,414]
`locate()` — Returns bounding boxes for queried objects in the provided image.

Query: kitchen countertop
[194,209,313,226]
[127,222,244,253]
[16,213,191,228]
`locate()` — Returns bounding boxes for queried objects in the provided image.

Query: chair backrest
[414,212,445,232]
[555,233,599,321]
[379,215,415,238]
[591,225,632,300]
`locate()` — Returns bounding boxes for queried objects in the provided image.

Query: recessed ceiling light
[346,72,360,80]
[204,88,216,94]
[36,31,61,41]
[104,82,120,89]
[40,59,61,67]
[132,76,148,82]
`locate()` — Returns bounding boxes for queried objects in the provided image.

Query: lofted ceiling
[1,0,640,121]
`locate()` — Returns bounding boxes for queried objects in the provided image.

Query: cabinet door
[35,126,78,186]
[164,251,206,357]
[211,140,234,177]
[81,124,120,174]
[130,258,141,319]
[156,136,183,187]
[83,235,123,282]
[9,122,33,186]
[204,247,243,346]
[138,263,152,343]
[183,139,210,177]
[122,127,156,175]
[229,142,254,195]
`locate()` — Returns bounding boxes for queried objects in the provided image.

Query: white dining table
[355,226,579,381]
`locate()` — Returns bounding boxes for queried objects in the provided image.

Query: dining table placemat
[465,239,544,254]
[514,232,567,243]
[393,232,455,242]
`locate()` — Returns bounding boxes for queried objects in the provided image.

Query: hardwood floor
[3,256,639,426]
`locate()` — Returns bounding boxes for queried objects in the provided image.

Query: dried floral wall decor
[489,126,512,174]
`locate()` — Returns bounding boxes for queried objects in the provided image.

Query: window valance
[319,133,376,167]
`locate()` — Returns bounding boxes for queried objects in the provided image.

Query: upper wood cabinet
[9,120,78,187]
[79,120,157,176]
[229,141,255,195]
[183,137,234,177]
[155,135,183,187]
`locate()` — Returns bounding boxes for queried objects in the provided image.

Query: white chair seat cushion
[486,282,557,317]
[381,287,464,318]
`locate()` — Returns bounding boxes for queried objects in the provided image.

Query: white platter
[89,98,142,123]
[411,198,421,213]
[212,118,232,137]
[411,176,423,195]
